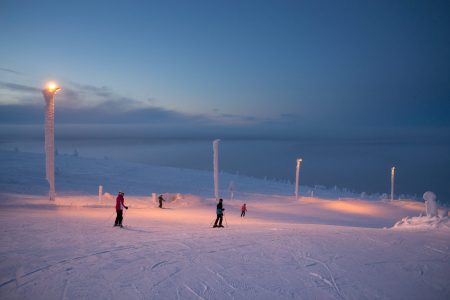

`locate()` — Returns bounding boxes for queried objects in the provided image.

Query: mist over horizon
[1,130,449,204]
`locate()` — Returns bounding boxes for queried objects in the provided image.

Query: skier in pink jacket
[241,203,247,217]
[114,192,128,227]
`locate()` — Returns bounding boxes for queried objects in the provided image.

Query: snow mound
[392,216,450,230]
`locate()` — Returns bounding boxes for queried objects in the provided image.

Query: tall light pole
[42,82,60,201]
[295,158,302,200]
[213,139,220,202]
[390,166,395,201]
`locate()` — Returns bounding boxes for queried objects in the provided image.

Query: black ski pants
[115,210,123,226]
[214,213,223,226]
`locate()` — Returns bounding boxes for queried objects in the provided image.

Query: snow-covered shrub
[380,193,388,200]
[103,192,113,201]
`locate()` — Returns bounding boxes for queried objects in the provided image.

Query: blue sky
[1,0,449,138]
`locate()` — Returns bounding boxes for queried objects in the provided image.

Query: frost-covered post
[295,158,302,200]
[98,185,103,202]
[213,139,220,202]
[228,181,235,201]
[42,82,60,201]
[390,166,395,201]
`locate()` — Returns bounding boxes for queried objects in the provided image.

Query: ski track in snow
[0,245,138,289]
[1,208,449,299]
[184,283,206,300]
[302,254,343,299]
[425,245,450,257]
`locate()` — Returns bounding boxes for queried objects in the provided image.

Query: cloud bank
[1,79,449,142]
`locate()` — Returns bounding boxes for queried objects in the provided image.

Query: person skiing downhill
[114,192,128,228]
[158,194,165,208]
[241,203,247,217]
[213,198,225,228]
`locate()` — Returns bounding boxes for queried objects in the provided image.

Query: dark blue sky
[0,0,449,138]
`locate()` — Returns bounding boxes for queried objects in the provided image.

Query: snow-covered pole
[295,158,302,200]
[98,185,103,202]
[42,82,60,201]
[213,139,220,202]
[229,181,235,201]
[390,166,395,201]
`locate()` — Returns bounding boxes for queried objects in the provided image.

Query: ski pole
[105,211,115,223]
[224,214,228,227]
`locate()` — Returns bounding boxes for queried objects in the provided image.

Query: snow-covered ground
[0,150,449,299]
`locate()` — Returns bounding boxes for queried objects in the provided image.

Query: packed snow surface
[0,151,449,299]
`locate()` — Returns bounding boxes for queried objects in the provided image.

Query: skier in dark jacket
[158,194,165,208]
[213,198,225,228]
[114,192,128,227]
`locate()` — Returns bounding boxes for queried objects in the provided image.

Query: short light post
[295,158,302,200]
[42,82,60,201]
[390,166,395,201]
[99,185,103,202]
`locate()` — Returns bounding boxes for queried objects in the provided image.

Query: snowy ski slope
[0,151,449,299]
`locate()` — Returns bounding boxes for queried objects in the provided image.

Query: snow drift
[393,215,450,230]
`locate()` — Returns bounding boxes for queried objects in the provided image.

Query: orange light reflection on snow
[322,201,383,216]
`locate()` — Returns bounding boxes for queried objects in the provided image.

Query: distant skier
[114,191,128,228]
[241,203,247,217]
[213,198,225,228]
[158,194,165,208]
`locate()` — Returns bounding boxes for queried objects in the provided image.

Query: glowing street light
[295,158,303,200]
[390,166,395,201]
[47,82,58,91]
[42,81,60,201]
